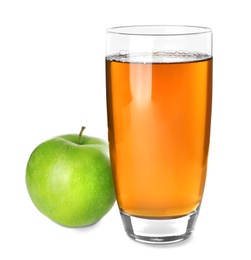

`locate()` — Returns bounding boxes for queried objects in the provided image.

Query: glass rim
[106,25,212,36]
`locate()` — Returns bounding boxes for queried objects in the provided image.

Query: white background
[1,0,250,259]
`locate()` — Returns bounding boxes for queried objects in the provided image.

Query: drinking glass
[105,25,212,244]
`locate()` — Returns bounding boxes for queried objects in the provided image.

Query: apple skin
[26,134,115,228]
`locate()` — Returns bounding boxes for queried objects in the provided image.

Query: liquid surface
[106,51,211,63]
[106,52,212,218]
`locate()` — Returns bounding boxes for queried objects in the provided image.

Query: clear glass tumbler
[105,25,213,244]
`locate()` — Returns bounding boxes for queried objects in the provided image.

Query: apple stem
[77,126,86,144]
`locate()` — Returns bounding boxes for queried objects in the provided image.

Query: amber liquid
[106,53,212,218]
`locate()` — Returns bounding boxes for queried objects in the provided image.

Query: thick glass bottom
[120,206,200,244]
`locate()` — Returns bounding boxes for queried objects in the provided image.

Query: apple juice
[106,52,212,218]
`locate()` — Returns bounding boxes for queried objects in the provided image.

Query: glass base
[120,206,200,245]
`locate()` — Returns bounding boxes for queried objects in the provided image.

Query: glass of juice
[105,25,213,244]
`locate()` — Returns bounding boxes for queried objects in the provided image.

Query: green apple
[26,127,115,228]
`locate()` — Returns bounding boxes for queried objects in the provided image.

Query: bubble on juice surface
[106,51,211,63]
